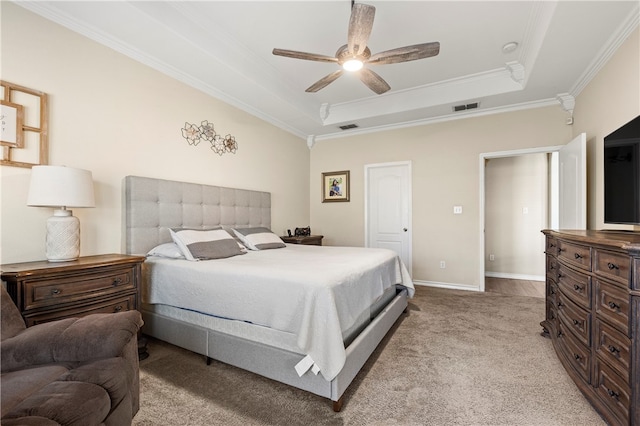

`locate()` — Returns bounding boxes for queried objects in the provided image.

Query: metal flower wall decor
[181,120,238,156]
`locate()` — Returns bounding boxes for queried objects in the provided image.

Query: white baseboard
[484,271,545,281]
[413,279,480,292]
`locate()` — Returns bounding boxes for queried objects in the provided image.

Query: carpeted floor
[132,286,606,425]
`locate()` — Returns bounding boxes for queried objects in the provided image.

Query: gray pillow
[232,227,286,250]
[170,228,245,261]
[147,242,186,259]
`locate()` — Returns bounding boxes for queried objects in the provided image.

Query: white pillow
[170,228,246,261]
[146,242,185,259]
[232,227,286,250]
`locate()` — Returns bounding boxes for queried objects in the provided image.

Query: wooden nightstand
[1,254,145,326]
[1,254,148,359]
[281,235,324,246]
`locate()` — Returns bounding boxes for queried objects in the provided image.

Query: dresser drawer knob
[607,262,619,270]
[608,345,620,355]
[572,319,581,326]
[608,301,620,310]
[573,284,584,292]
[50,288,61,295]
[114,305,123,312]
[574,353,582,361]
[574,253,583,259]
[607,388,620,400]
[112,278,123,286]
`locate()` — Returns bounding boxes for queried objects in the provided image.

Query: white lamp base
[46,209,80,262]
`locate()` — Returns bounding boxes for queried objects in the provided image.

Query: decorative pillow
[170,228,246,261]
[146,242,186,259]
[232,227,286,250]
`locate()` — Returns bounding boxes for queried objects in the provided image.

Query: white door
[558,133,587,229]
[365,162,412,275]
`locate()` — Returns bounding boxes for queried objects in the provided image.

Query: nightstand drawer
[23,266,136,311]
[24,294,137,326]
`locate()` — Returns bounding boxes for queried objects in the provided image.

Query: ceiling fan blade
[272,48,339,63]
[358,68,391,94]
[305,70,344,92]
[367,42,440,65]
[347,3,375,55]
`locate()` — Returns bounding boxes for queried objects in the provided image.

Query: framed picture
[0,100,24,148]
[322,170,350,202]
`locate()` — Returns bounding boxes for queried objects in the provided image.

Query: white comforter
[143,244,414,381]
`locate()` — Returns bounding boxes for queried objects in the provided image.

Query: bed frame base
[141,288,408,411]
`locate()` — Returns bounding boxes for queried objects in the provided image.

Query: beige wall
[485,154,548,279]
[310,107,571,287]
[0,4,309,264]
[311,27,639,288]
[572,28,640,231]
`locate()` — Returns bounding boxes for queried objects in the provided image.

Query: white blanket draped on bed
[143,244,414,381]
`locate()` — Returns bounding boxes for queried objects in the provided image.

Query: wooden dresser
[541,230,640,425]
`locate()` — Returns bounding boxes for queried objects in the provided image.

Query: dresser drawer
[558,293,590,346]
[23,266,135,311]
[595,279,629,335]
[594,358,630,425]
[557,321,591,383]
[23,294,137,326]
[594,249,631,287]
[546,255,558,281]
[558,240,591,271]
[546,236,558,255]
[595,319,631,381]
[557,264,591,309]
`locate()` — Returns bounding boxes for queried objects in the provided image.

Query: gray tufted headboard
[123,176,271,255]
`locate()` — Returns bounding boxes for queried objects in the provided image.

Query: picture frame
[0,100,24,148]
[322,170,350,202]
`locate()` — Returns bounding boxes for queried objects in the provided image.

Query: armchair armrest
[1,311,143,373]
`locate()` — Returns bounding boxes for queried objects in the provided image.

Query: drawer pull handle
[607,388,620,400]
[549,243,556,248]
[608,301,620,310]
[574,353,581,361]
[608,345,620,355]
[51,288,61,295]
[557,330,563,337]
[557,273,564,279]
[573,284,584,292]
[572,319,581,326]
[114,305,123,312]
[574,253,583,259]
[112,278,123,286]
[607,262,619,270]
[557,301,563,308]
[550,288,556,295]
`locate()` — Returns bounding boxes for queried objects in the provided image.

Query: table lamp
[27,165,95,262]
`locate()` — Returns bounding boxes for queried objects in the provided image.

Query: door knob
[403,228,408,232]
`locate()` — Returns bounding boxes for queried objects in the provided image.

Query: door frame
[478,145,563,292]
[364,160,413,275]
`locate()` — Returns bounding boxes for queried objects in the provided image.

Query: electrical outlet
[453,206,463,214]
[489,254,495,261]
[440,260,446,269]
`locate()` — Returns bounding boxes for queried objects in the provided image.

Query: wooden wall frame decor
[1,100,24,147]
[322,170,350,203]
[0,80,49,168]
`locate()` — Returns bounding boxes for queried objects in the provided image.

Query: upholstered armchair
[0,285,143,425]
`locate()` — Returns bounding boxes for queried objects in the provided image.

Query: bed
[123,175,414,411]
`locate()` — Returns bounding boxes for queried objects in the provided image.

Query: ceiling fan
[272,1,440,95]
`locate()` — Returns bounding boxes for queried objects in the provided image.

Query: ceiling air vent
[453,102,479,112]
[338,123,359,130]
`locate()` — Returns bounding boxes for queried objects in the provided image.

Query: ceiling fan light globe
[343,59,364,72]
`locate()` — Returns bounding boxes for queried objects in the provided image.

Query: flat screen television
[604,115,640,225]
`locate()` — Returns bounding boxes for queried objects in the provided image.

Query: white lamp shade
[27,165,95,208]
